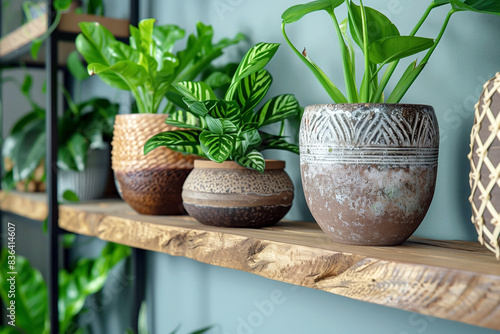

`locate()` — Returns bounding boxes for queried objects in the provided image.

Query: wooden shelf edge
[1,191,500,330]
[0,13,129,63]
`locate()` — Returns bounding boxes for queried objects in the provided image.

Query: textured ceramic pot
[58,144,110,200]
[470,72,500,259]
[300,103,439,246]
[112,114,195,215]
[182,160,294,227]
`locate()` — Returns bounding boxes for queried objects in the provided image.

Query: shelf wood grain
[1,191,500,330]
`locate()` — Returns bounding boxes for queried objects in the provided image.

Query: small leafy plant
[76,18,244,114]
[144,42,301,173]
[281,0,500,104]
[2,74,118,190]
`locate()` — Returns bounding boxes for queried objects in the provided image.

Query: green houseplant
[281,0,500,246]
[0,243,130,334]
[75,18,245,215]
[144,42,300,228]
[2,74,118,199]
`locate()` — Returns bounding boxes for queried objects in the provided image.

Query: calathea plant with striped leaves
[144,42,301,173]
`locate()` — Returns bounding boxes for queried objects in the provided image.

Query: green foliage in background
[1,74,118,190]
[281,0,500,103]
[0,243,130,333]
[76,18,245,114]
[144,43,301,173]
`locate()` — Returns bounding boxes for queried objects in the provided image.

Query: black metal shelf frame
[0,1,142,333]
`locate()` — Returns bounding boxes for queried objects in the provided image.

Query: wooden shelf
[1,191,500,330]
[0,13,129,65]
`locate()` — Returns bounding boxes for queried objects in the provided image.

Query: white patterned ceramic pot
[300,104,439,246]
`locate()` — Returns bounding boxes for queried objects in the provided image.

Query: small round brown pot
[300,103,439,246]
[182,160,294,227]
[112,114,195,215]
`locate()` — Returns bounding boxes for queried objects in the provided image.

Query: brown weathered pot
[112,114,195,215]
[182,160,294,227]
[470,72,500,259]
[300,103,439,246]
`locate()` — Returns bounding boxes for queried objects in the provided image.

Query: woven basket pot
[300,104,439,246]
[182,160,294,227]
[112,114,195,215]
[469,72,500,259]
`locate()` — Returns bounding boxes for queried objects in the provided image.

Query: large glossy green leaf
[59,243,131,332]
[259,132,299,154]
[281,0,345,23]
[200,131,235,163]
[67,51,90,81]
[144,130,205,157]
[226,69,273,112]
[368,36,434,64]
[109,42,142,64]
[12,121,45,182]
[348,2,399,49]
[0,250,50,334]
[9,109,44,135]
[234,150,265,173]
[76,22,118,65]
[451,0,500,15]
[227,43,280,94]
[254,94,299,127]
[138,19,156,57]
[88,61,149,91]
[153,25,185,54]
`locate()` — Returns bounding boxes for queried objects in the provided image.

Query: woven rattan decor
[469,72,500,259]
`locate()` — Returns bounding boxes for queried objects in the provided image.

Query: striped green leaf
[234,150,265,173]
[208,100,241,123]
[144,130,205,157]
[205,116,237,134]
[260,132,299,154]
[254,94,299,127]
[236,129,262,156]
[174,81,216,102]
[165,110,205,130]
[226,69,273,111]
[226,43,280,97]
[200,131,235,163]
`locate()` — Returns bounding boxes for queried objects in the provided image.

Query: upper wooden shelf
[0,13,129,65]
[1,191,499,330]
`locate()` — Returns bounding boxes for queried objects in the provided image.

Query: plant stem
[359,0,370,102]
[372,3,437,103]
[389,9,455,102]
[328,8,359,103]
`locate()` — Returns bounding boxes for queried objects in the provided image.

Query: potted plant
[281,0,500,245]
[75,18,244,215]
[144,42,301,228]
[2,74,118,200]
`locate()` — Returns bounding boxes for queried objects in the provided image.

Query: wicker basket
[469,72,500,259]
[112,114,195,215]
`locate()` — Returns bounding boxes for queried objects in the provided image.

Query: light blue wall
[130,1,500,333]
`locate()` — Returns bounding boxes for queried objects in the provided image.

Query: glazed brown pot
[300,104,439,246]
[182,160,294,227]
[112,114,195,215]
